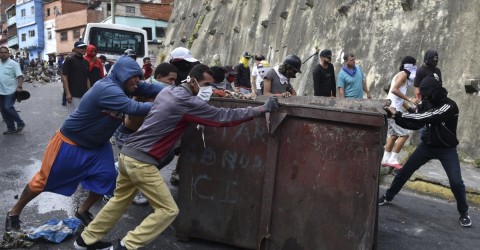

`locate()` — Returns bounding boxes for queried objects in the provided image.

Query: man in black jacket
[378,76,471,227]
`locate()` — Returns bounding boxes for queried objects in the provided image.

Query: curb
[380,169,480,208]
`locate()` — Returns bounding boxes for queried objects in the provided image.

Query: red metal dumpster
[174,96,386,250]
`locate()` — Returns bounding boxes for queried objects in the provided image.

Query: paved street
[0,81,479,249]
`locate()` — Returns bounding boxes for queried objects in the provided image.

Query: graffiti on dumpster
[185,145,263,203]
[213,119,267,144]
[181,119,268,203]
[192,174,238,204]
[187,146,264,171]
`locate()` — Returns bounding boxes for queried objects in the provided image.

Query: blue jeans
[385,142,469,214]
[0,93,25,131]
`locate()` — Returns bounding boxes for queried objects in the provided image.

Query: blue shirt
[0,58,23,95]
[337,65,364,99]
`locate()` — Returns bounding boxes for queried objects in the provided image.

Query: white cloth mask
[404,64,417,80]
[194,79,213,101]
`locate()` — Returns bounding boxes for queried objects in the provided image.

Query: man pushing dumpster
[74,64,279,250]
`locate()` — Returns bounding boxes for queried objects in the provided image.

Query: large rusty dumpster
[174,96,387,250]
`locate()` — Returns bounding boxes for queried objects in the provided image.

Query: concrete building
[0,0,16,51]
[16,0,44,60]
[55,8,103,55]
[43,0,87,60]
[100,1,173,64]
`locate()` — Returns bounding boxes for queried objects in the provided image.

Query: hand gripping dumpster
[174,96,387,250]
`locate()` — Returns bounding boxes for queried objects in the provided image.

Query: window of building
[107,4,111,11]
[46,8,50,16]
[60,31,67,41]
[21,33,26,41]
[143,27,152,40]
[48,30,52,40]
[29,30,35,37]
[126,6,135,14]
[31,6,34,15]
[21,9,26,17]
[156,27,166,38]
[73,29,81,39]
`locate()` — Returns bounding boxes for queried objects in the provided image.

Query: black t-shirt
[234,64,252,88]
[414,65,442,87]
[312,63,336,97]
[62,54,89,98]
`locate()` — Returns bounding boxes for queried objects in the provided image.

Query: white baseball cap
[170,47,198,62]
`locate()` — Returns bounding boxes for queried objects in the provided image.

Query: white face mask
[194,79,213,101]
[404,64,417,80]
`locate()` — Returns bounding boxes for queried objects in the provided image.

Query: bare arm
[17,76,24,90]
[251,76,257,93]
[414,86,421,100]
[62,74,72,103]
[338,87,345,98]
[363,79,372,99]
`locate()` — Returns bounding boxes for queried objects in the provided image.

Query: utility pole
[111,0,115,24]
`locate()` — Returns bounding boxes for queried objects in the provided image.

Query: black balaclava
[424,49,438,68]
[419,76,447,108]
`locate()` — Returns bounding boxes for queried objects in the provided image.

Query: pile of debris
[23,64,57,84]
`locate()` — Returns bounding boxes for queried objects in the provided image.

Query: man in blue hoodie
[5,56,163,232]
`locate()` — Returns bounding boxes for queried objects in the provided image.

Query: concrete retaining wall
[161,0,480,158]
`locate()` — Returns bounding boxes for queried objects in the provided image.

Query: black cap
[74,41,87,48]
[14,90,30,102]
[320,49,332,57]
[242,51,251,59]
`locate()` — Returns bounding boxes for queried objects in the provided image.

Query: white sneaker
[381,152,391,167]
[133,192,148,205]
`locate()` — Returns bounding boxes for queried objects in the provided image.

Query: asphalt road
[0,81,479,249]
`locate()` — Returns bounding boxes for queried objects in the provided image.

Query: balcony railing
[7,16,16,27]
[7,35,18,47]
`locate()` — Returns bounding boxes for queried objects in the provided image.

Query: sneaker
[74,235,113,250]
[170,170,179,184]
[103,195,112,205]
[3,129,17,135]
[114,239,127,250]
[459,213,472,227]
[378,195,392,206]
[5,212,21,232]
[15,126,25,133]
[132,192,148,205]
[385,161,402,169]
[75,208,94,226]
